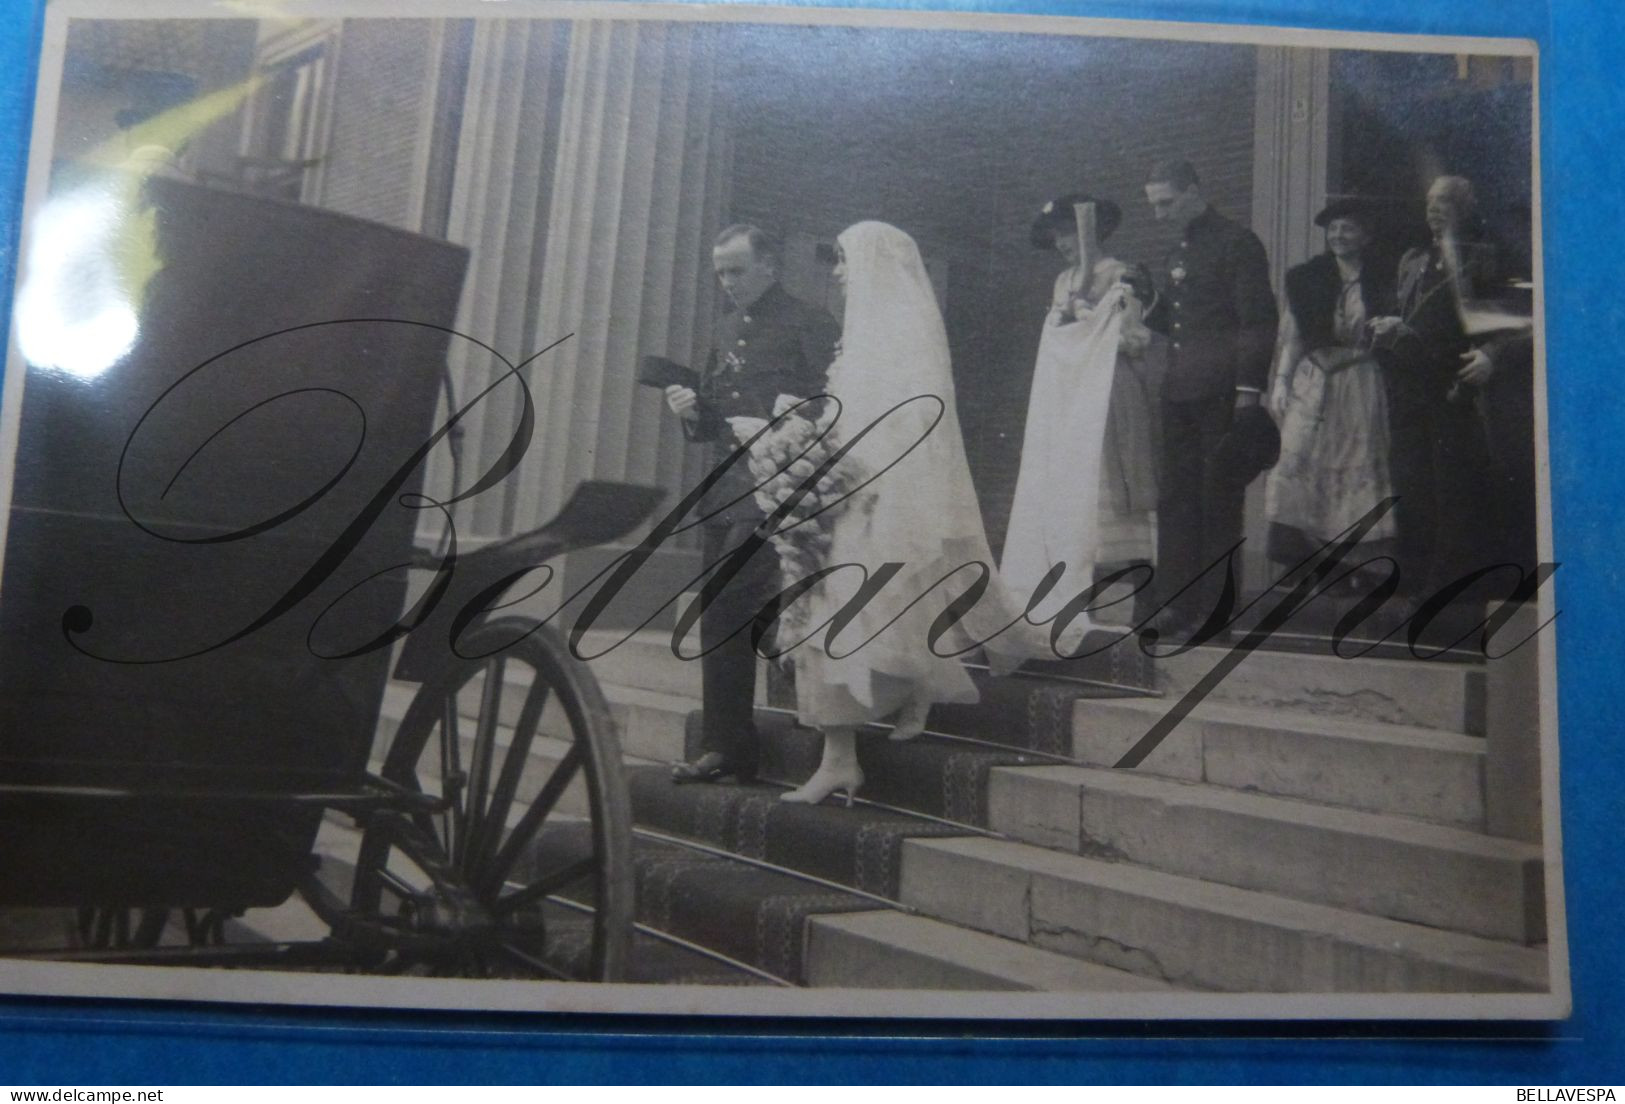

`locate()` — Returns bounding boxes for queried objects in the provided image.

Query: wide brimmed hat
[1314,197,1378,229]
[1031,192,1123,249]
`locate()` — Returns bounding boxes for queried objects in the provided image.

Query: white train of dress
[1000,285,1128,629]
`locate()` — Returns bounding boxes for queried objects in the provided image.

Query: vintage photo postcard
[0,0,1564,1019]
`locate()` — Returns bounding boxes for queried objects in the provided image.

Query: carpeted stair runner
[681,709,1035,827]
[535,819,881,984]
[533,900,775,986]
[628,765,968,898]
[764,659,1150,759]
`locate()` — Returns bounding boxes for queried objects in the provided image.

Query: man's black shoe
[671,750,756,785]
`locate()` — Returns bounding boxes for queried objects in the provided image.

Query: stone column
[1244,46,1330,590]
[431,19,729,550]
[436,18,573,538]
[516,19,730,538]
[1250,45,1331,301]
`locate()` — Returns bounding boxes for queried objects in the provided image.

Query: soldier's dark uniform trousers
[682,282,839,778]
[1145,206,1278,626]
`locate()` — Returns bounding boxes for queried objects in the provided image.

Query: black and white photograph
[0,0,1562,1018]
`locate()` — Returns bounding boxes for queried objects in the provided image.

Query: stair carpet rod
[471,651,1166,982]
[502,819,930,986]
[952,654,1157,695]
[538,893,796,987]
[628,825,918,914]
[753,702,1101,773]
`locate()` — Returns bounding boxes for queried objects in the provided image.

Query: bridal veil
[794,221,1038,726]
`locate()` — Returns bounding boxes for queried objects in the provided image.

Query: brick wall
[723,26,1258,547]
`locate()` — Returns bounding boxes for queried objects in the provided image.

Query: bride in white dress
[781,221,1031,805]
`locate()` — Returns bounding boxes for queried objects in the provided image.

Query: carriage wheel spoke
[459,658,505,870]
[491,855,596,918]
[375,865,421,905]
[470,679,551,886]
[479,742,582,897]
[358,618,630,982]
[439,693,465,860]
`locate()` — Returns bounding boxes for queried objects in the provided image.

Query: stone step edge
[387,673,1536,982]
[993,763,1538,860]
[573,685,1489,837]
[543,803,1156,992]
[579,627,1487,679]
[614,794,1170,992]
[804,910,1172,992]
[327,748,1139,992]
[1155,643,1485,736]
[1075,694,1488,753]
[577,631,1480,754]
[902,835,1549,991]
[1068,693,1487,831]
[588,674,1484,764]
[248,826,1160,992]
[373,692,1538,991]
[575,628,1485,738]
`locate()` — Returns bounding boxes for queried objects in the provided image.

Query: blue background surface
[0,0,1619,1084]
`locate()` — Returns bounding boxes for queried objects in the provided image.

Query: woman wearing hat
[1002,193,1159,631]
[1262,197,1398,586]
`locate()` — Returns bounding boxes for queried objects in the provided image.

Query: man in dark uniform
[665,224,839,783]
[1141,160,1278,633]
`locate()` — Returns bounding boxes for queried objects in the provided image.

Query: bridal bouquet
[728,394,871,652]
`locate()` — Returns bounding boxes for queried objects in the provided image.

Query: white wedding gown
[1000,278,1129,628]
[794,222,1034,728]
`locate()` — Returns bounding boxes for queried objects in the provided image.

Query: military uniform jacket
[685,282,840,527]
[1145,205,1279,402]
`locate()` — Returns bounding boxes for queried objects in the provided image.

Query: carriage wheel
[351,618,632,980]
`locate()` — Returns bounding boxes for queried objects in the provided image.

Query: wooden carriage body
[0,176,468,911]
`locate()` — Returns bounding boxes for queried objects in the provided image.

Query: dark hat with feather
[1031,192,1123,250]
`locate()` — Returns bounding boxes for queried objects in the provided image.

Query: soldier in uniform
[1141,159,1279,633]
[665,224,840,783]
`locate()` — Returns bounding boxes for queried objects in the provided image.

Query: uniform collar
[1185,205,1222,236]
[734,281,791,317]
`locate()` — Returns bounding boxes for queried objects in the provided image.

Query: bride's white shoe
[780,764,864,807]
[887,696,932,742]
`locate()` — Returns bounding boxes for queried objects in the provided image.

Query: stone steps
[370,626,1543,994]
[577,630,702,699]
[586,632,1493,832]
[616,829,1155,991]
[591,674,1537,945]
[632,711,1544,991]
[374,685,1136,990]
[986,765,1542,942]
[1070,697,1486,828]
[804,910,1169,992]
[543,817,1151,991]
[1151,643,1485,735]
[604,683,698,763]
[898,835,1547,993]
[236,817,772,985]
